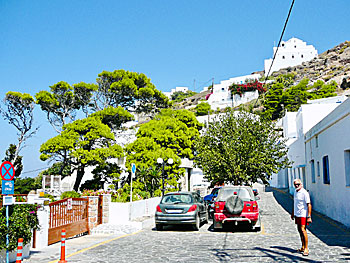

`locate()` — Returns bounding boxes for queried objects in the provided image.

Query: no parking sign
[1,161,15,195]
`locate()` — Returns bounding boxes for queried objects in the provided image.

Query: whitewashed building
[264,38,318,76]
[204,73,262,110]
[270,95,350,227]
[304,97,350,228]
[164,86,189,99]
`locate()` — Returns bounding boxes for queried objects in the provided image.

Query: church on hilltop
[264,37,318,76]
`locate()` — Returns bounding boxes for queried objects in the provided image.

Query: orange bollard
[16,238,24,263]
[59,229,67,263]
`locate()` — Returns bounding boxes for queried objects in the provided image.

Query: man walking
[291,178,312,256]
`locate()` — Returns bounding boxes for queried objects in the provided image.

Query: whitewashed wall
[305,98,350,228]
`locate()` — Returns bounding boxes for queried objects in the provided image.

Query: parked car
[213,186,261,231]
[204,187,221,219]
[155,191,208,231]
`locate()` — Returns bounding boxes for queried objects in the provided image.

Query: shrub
[60,191,81,200]
[0,204,39,251]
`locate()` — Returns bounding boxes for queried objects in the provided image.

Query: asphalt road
[55,187,350,263]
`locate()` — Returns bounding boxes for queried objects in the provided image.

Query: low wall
[109,197,161,223]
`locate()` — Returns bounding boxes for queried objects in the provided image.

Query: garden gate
[48,197,89,245]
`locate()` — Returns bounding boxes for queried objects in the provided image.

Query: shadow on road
[266,186,350,249]
[211,246,321,263]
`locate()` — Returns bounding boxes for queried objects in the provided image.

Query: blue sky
[0,0,349,177]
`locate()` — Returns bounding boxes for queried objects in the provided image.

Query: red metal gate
[48,198,89,245]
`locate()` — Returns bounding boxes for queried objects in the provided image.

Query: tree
[125,109,203,195]
[93,69,171,115]
[0,92,38,160]
[194,110,290,185]
[36,81,96,133]
[2,144,23,178]
[195,102,212,116]
[39,107,133,191]
[262,82,284,120]
[307,80,337,100]
[171,90,197,103]
[282,79,308,112]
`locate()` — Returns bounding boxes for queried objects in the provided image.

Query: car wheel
[203,211,209,224]
[253,226,261,232]
[156,224,163,231]
[193,215,200,231]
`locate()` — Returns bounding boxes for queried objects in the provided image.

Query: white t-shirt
[293,188,310,217]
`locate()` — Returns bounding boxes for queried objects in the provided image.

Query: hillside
[173,41,350,109]
[270,41,350,92]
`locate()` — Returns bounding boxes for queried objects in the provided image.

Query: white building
[204,73,262,110]
[270,95,350,227]
[304,97,350,228]
[264,38,318,76]
[164,86,189,99]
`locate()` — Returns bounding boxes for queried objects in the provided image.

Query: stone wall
[87,194,111,230]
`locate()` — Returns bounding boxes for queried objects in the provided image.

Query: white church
[264,37,318,75]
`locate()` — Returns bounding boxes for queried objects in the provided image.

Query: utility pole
[193,79,196,92]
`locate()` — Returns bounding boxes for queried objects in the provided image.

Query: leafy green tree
[262,82,284,120]
[39,107,132,191]
[171,90,197,102]
[194,110,290,185]
[125,109,202,195]
[93,69,171,115]
[195,102,212,116]
[2,144,23,178]
[282,79,308,112]
[307,80,337,100]
[14,177,42,194]
[36,81,96,132]
[0,92,38,160]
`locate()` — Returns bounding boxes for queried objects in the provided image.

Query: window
[294,45,297,48]
[315,136,319,148]
[301,54,304,58]
[221,88,225,91]
[292,55,294,59]
[282,56,285,59]
[281,43,285,47]
[317,161,320,177]
[323,155,330,184]
[345,150,350,186]
[311,160,315,183]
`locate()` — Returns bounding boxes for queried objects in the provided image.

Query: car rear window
[161,194,193,204]
[217,188,253,201]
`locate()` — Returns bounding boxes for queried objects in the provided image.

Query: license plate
[166,209,182,214]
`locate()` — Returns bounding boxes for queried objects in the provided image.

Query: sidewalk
[23,217,155,263]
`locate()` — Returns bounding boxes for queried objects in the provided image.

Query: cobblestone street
[47,188,350,262]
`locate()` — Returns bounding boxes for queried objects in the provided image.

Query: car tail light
[215,201,225,213]
[187,204,197,212]
[156,205,162,213]
[252,202,258,212]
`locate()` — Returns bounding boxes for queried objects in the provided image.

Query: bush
[60,191,81,200]
[0,204,39,251]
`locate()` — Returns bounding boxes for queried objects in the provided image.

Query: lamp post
[157,157,173,196]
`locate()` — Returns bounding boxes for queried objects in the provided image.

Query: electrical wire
[21,166,50,174]
[254,0,296,107]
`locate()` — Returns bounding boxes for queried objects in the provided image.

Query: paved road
[30,187,350,262]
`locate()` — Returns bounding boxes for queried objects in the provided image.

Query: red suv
[213,186,261,231]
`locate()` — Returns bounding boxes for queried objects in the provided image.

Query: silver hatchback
[155,191,208,231]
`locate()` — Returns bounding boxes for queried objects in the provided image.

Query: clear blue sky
[0,0,349,177]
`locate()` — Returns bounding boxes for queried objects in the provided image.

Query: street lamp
[157,157,173,196]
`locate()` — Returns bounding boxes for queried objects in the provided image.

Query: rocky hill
[174,41,350,109]
[270,41,350,90]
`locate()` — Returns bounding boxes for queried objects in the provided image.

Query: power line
[21,166,50,174]
[255,0,296,107]
[264,0,296,80]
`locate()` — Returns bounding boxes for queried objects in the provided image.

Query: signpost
[1,161,15,263]
[129,163,136,220]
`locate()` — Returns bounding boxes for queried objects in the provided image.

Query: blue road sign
[2,180,14,195]
[131,163,136,174]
